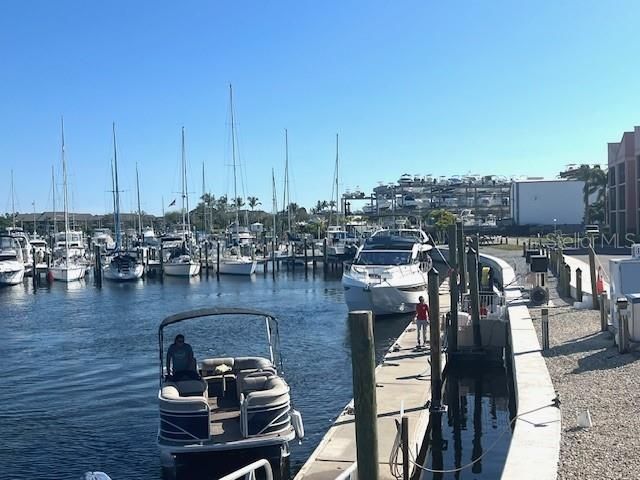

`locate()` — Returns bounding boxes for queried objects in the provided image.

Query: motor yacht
[342,228,433,316]
[7,227,33,275]
[157,308,303,476]
[0,235,25,286]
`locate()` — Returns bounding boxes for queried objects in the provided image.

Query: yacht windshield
[0,237,16,250]
[355,251,412,265]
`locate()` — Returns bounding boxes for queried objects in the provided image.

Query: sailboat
[103,123,144,281]
[163,127,201,277]
[49,117,86,282]
[219,84,257,275]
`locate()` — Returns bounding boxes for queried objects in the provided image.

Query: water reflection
[420,365,515,480]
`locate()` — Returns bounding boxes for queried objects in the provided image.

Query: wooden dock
[295,289,450,480]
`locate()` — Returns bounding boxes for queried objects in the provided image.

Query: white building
[511,179,585,226]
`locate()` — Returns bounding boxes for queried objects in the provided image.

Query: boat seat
[233,356,273,373]
[200,357,235,376]
[164,379,208,398]
[243,377,290,409]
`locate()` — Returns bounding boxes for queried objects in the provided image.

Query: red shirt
[416,303,429,321]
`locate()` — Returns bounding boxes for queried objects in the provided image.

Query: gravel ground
[484,247,640,480]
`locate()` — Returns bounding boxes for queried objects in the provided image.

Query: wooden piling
[456,221,466,297]
[428,268,443,410]
[467,247,482,349]
[447,223,458,353]
[576,268,583,303]
[94,244,102,287]
[31,246,37,290]
[216,241,220,278]
[564,264,572,298]
[348,311,379,480]
[588,239,599,310]
[323,238,328,276]
[401,415,409,480]
[312,241,317,272]
[541,308,549,350]
[291,243,296,273]
[205,242,209,277]
[600,293,607,331]
[272,239,276,280]
[159,243,164,280]
[304,239,308,276]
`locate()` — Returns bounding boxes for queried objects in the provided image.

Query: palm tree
[560,164,607,223]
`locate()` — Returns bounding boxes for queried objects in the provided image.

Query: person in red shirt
[415,296,430,347]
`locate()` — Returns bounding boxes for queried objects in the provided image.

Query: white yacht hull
[49,265,86,282]
[343,281,427,315]
[218,258,257,275]
[164,262,200,277]
[103,263,144,281]
[0,262,25,286]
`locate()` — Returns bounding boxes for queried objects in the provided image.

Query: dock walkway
[295,287,450,480]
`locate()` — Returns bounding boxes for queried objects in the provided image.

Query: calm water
[421,365,515,480]
[0,270,410,479]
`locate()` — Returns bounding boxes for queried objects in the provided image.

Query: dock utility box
[609,245,640,343]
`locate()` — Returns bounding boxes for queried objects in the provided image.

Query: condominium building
[607,127,640,235]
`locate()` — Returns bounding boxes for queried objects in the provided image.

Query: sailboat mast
[335,133,340,224]
[61,117,70,264]
[272,168,277,242]
[230,84,239,238]
[136,162,142,236]
[202,161,207,233]
[52,166,57,235]
[10,170,16,228]
[112,123,121,251]
[181,127,190,237]
[285,129,291,232]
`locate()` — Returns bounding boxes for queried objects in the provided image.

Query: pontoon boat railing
[218,459,273,480]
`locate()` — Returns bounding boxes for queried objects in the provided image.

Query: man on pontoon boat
[166,334,196,380]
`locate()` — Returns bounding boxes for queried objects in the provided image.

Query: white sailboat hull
[0,261,25,286]
[218,258,257,275]
[164,262,200,277]
[49,264,86,282]
[103,263,144,281]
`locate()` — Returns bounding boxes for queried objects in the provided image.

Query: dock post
[541,308,549,351]
[617,298,629,354]
[272,239,276,280]
[292,243,296,273]
[216,241,220,279]
[600,293,608,331]
[312,241,317,272]
[588,239,599,310]
[159,243,164,280]
[199,246,203,276]
[428,268,443,410]
[564,264,572,298]
[522,242,526,257]
[447,224,458,353]
[205,242,209,278]
[323,238,328,277]
[94,244,102,287]
[401,415,409,480]
[576,268,583,303]
[348,310,379,480]
[32,246,37,291]
[467,248,482,349]
[456,221,466,298]
[304,239,308,277]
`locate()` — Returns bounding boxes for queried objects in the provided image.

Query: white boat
[218,256,257,275]
[48,117,86,283]
[0,235,25,286]
[103,124,144,282]
[142,226,158,246]
[163,128,200,277]
[53,230,86,260]
[218,85,255,276]
[6,227,33,275]
[92,228,116,253]
[157,308,304,477]
[342,228,433,316]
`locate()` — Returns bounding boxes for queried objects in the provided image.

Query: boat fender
[291,409,304,440]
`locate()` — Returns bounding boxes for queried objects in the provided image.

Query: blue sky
[2,1,640,216]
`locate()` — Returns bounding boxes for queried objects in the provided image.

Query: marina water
[0,271,411,479]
